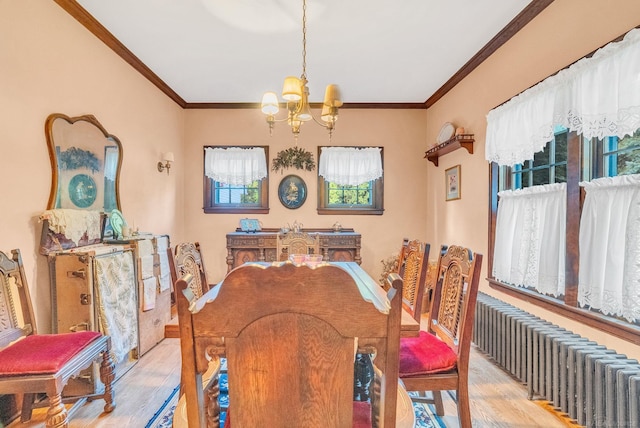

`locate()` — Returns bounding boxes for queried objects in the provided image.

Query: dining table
[331,261,420,338]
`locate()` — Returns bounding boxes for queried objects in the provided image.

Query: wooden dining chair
[169,241,211,300]
[395,239,430,322]
[398,244,483,428]
[175,262,403,427]
[276,231,320,261]
[0,249,115,427]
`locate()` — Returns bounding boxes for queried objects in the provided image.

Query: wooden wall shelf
[424,134,475,166]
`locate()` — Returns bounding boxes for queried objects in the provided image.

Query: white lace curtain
[493,183,566,297]
[486,27,640,166]
[578,174,640,322]
[204,147,267,185]
[318,147,382,186]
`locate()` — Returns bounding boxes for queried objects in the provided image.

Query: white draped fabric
[318,147,383,186]
[493,183,566,297]
[578,174,640,322]
[104,146,118,182]
[204,147,267,185]
[486,28,640,166]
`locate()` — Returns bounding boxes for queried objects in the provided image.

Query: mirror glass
[45,113,122,212]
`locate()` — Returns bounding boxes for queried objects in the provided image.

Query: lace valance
[204,147,267,186]
[318,147,383,186]
[486,27,640,166]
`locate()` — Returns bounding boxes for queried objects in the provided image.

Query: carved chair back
[170,242,210,299]
[0,249,35,347]
[395,239,430,322]
[276,231,320,261]
[428,245,482,358]
[176,263,402,427]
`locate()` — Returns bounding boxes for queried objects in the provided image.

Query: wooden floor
[9,336,576,428]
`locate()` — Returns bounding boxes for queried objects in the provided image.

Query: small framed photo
[445,165,461,201]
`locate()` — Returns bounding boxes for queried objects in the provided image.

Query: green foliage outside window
[327,182,373,206]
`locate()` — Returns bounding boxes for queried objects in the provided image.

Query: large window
[203,146,269,214]
[317,146,384,215]
[490,128,640,341]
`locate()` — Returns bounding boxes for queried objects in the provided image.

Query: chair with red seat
[398,244,483,428]
[0,249,115,427]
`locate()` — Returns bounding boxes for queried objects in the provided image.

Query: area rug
[146,373,445,428]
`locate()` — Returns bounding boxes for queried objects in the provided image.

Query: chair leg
[100,350,116,413]
[433,391,444,416]
[20,393,35,422]
[205,375,221,428]
[457,385,472,428]
[44,393,68,428]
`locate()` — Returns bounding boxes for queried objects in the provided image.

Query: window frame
[316,146,384,215]
[488,131,640,344]
[203,145,269,214]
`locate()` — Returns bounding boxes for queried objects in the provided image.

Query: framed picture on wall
[278,174,307,209]
[445,165,461,201]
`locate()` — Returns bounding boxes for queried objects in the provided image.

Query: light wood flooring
[9,336,577,428]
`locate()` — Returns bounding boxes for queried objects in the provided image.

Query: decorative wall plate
[437,122,455,144]
[109,209,127,239]
[68,173,97,208]
[278,175,307,209]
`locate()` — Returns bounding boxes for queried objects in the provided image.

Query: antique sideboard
[226,228,361,271]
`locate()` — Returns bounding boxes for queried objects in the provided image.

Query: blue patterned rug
[147,373,445,428]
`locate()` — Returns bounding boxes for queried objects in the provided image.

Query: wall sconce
[157,152,174,175]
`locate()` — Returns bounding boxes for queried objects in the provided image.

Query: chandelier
[260,0,342,141]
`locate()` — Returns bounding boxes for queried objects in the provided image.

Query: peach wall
[425,0,640,357]
[0,1,185,332]
[183,108,429,283]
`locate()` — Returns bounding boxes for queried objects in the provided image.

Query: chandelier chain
[301,0,307,80]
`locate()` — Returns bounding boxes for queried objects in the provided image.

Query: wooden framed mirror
[45,113,122,212]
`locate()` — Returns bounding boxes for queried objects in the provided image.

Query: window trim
[488,132,640,344]
[203,145,269,214]
[316,146,384,215]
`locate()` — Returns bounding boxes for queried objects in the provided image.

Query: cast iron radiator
[474,292,640,427]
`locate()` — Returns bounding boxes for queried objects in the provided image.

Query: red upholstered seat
[399,330,457,377]
[226,401,373,428]
[352,401,373,427]
[0,331,102,376]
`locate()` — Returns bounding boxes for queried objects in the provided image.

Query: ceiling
[59,0,551,108]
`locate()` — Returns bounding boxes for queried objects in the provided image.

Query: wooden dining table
[332,261,420,338]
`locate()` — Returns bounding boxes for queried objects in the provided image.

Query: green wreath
[271,147,316,173]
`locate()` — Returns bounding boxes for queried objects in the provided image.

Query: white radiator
[474,292,640,427]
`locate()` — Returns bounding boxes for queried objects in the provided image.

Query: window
[500,126,568,190]
[584,129,640,180]
[487,28,640,343]
[317,146,384,215]
[203,146,269,214]
[490,128,640,341]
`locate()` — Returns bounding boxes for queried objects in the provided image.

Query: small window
[203,146,269,214]
[317,146,384,215]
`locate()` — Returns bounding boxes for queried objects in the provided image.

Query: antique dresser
[225,228,362,271]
